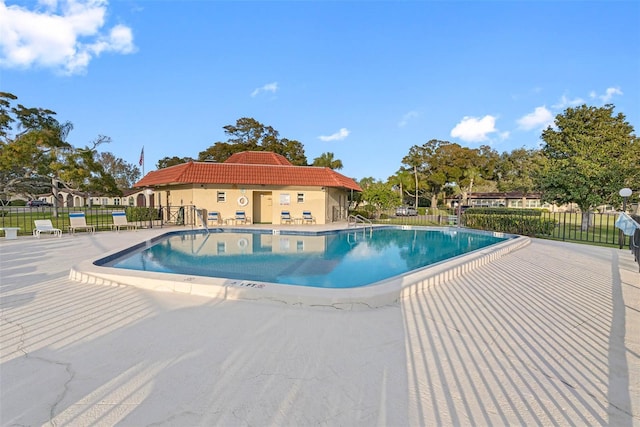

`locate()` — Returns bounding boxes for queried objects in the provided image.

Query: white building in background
[38,188,151,208]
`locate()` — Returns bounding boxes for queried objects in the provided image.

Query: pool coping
[69,226,531,310]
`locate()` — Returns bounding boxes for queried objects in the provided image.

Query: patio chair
[235,211,251,224]
[33,220,62,238]
[207,211,221,225]
[111,211,137,231]
[280,211,292,224]
[68,212,95,234]
[302,211,315,224]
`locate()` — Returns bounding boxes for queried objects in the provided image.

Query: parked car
[395,206,418,216]
[27,200,52,207]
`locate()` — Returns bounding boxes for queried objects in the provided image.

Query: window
[526,199,541,208]
[217,191,226,202]
[102,198,109,206]
[129,197,134,206]
[114,198,120,205]
[279,238,290,251]
[297,193,305,203]
[471,199,504,208]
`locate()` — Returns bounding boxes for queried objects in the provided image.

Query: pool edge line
[69,228,531,310]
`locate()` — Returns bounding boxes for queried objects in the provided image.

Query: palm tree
[388,170,414,206]
[312,152,343,170]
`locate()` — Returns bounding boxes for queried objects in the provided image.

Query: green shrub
[424,207,452,216]
[464,213,556,236]
[465,207,542,216]
[126,206,158,221]
[352,205,377,219]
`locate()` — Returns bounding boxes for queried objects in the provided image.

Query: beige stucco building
[134,151,362,225]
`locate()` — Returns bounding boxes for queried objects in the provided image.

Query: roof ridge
[134,162,362,191]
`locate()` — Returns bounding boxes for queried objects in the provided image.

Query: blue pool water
[99,228,509,288]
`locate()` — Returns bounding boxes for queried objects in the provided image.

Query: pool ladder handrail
[195,207,210,234]
[348,214,372,229]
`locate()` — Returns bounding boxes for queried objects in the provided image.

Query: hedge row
[463,213,556,236]
[125,207,160,222]
[465,207,544,216]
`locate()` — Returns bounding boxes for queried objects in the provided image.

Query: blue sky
[1,0,639,182]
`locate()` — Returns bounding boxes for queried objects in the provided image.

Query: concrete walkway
[1,227,638,426]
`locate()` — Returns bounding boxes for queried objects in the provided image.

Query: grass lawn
[1,210,116,236]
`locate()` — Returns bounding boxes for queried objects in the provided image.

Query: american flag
[139,147,144,166]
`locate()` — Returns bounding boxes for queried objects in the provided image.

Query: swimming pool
[100,227,507,288]
[70,226,529,308]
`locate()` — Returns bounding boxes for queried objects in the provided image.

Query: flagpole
[139,146,145,176]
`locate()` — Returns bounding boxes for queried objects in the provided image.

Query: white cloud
[552,94,584,109]
[517,106,554,131]
[251,82,278,97]
[498,131,510,140]
[398,110,419,127]
[590,86,623,103]
[318,128,350,142]
[0,0,136,75]
[450,115,498,142]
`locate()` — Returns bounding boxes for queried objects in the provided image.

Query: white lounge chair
[111,211,137,231]
[33,220,62,238]
[207,211,221,225]
[68,212,95,234]
[280,211,292,224]
[235,211,251,224]
[302,211,315,224]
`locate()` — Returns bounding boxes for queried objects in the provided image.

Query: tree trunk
[51,177,59,218]
[581,210,591,232]
[413,166,419,208]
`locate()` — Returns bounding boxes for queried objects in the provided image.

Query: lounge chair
[33,220,62,238]
[207,211,221,225]
[280,211,292,224]
[68,212,95,234]
[235,211,251,224]
[111,211,137,231]
[302,211,315,224]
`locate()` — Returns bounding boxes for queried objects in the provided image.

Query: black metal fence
[3,205,639,268]
[374,208,638,248]
[0,205,200,236]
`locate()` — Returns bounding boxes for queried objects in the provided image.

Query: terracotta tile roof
[134,160,362,191]
[225,151,293,166]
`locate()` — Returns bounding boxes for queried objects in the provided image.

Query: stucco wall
[153,184,352,225]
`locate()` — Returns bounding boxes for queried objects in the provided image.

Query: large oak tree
[538,104,639,229]
[0,92,119,205]
[198,117,307,165]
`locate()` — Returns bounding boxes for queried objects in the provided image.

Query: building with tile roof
[134,151,362,225]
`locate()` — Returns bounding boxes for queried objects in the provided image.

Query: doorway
[253,192,273,223]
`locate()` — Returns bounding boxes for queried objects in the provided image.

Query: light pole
[618,188,632,249]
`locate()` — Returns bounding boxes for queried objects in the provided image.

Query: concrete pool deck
[1,225,639,426]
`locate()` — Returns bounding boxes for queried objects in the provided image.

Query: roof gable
[224,151,293,166]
